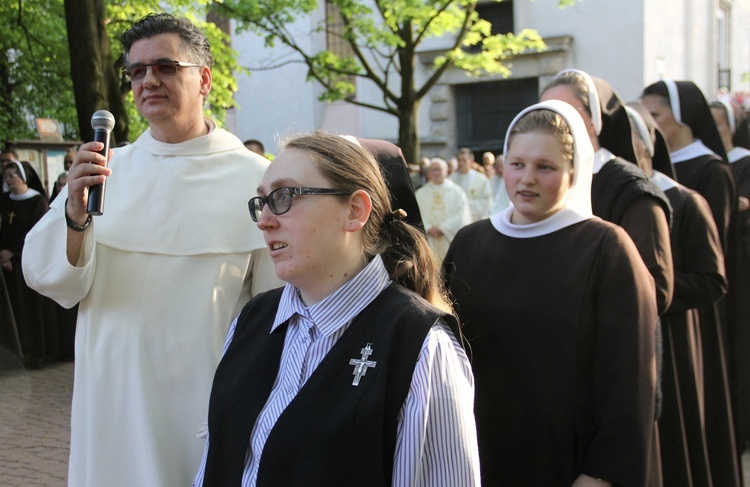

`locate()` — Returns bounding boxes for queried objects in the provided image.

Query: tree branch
[415,2,475,101]
[338,10,398,103]
[413,0,454,46]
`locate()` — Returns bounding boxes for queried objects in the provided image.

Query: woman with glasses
[193,132,480,486]
[1,161,57,367]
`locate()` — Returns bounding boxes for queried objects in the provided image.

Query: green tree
[217,0,546,164]
[1,0,77,141]
[2,0,242,145]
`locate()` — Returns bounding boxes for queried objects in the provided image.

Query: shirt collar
[271,254,392,337]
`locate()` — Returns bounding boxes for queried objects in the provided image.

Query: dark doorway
[455,77,539,157]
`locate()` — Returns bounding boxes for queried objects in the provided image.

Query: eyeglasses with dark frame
[248,187,352,222]
[122,60,202,82]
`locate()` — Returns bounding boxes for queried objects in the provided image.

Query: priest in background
[416,158,472,261]
[451,148,493,222]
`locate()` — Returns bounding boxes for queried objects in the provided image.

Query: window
[465,1,514,54]
[716,2,731,90]
[455,77,539,154]
[476,1,514,36]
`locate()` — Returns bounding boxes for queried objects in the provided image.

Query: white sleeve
[22,199,96,308]
[392,321,481,487]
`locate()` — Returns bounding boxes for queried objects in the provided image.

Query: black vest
[592,157,673,227]
[202,284,455,486]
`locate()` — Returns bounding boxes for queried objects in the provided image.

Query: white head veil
[554,68,603,136]
[624,105,655,158]
[491,99,596,238]
[715,98,736,134]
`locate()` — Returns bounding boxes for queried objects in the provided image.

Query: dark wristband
[65,199,92,232]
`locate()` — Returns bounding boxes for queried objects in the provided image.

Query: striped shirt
[194,255,480,486]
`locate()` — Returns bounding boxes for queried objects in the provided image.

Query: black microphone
[87,110,116,216]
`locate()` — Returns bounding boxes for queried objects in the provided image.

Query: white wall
[729,0,750,95]
[228,0,750,153]
[516,0,646,101]
[230,11,324,154]
[642,0,717,97]
[230,0,407,149]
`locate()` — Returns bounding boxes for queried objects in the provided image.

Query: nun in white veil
[491,99,594,236]
[642,80,745,487]
[444,100,660,487]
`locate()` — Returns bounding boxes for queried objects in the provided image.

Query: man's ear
[199,67,212,97]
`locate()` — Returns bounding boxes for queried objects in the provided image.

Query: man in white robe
[450,147,493,221]
[22,14,282,487]
[489,153,511,214]
[416,158,472,261]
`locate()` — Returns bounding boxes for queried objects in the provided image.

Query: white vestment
[22,121,282,487]
[450,169,493,221]
[490,175,511,214]
[415,179,472,261]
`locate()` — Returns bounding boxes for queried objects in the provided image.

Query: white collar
[9,188,40,201]
[728,146,750,164]
[490,206,595,238]
[651,170,677,192]
[670,139,718,163]
[593,148,616,174]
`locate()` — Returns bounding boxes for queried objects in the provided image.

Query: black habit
[0,192,58,364]
[444,219,658,486]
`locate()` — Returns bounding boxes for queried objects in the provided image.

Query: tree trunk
[397,29,420,166]
[64,0,128,144]
[397,101,420,166]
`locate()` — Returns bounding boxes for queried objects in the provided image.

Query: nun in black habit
[710,98,750,452]
[710,98,750,212]
[444,100,660,487]
[540,69,674,316]
[641,81,736,256]
[1,161,58,367]
[628,102,727,487]
[641,79,743,487]
[350,136,424,232]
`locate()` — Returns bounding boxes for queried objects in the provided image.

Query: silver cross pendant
[349,343,377,386]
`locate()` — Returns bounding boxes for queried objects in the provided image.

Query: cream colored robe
[415,179,472,261]
[450,169,493,221]
[22,122,282,487]
[490,175,512,215]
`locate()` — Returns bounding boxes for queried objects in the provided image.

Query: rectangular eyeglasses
[248,186,352,222]
[123,60,202,82]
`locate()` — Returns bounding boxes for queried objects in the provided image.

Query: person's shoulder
[383,283,448,320]
[471,169,490,183]
[237,287,285,319]
[605,157,650,180]
[236,149,271,167]
[415,183,430,194]
[444,178,464,191]
[453,218,494,241]
[572,217,625,242]
[694,155,735,184]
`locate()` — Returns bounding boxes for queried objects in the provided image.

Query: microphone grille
[91,110,116,131]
